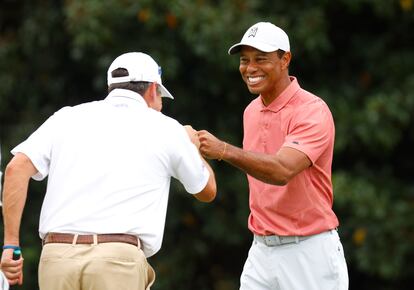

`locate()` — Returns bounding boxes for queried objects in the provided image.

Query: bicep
[276,147,311,179]
[9,153,39,179]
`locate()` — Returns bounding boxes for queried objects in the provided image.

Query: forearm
[198,129,289,185]
[2,166,30,245]
[198,129,309,185]
[194,157,217,202]
[222,143,290,185]
[1,166,27,287]
[2,154,37,245]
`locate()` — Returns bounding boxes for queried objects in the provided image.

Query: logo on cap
[248,27,258,38]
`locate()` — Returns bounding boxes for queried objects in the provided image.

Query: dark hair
[108,68,151,95]
[276,49,286,58]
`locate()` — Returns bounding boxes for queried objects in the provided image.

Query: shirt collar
[105,89,148,106]
[259,76,300,113]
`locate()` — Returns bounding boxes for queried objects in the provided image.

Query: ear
[281,51,292,70]
[150,82,158,97]
[143,82,157,106]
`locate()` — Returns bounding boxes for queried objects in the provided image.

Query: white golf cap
[107,52,174,99]
[228,22,290,55]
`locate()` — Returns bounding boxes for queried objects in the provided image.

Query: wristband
[3,245,21,250]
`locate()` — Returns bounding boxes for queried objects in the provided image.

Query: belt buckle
[262,235,300,246]
[263,235,281,246]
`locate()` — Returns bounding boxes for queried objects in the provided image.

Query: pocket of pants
[146,263,156,290]
[40,244,75,260]
[325,232,348,288]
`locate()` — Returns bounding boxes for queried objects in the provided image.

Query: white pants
[240,230,348,290]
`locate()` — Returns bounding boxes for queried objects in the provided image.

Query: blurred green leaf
[1,0,414,289]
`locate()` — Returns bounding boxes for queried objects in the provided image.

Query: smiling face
[239,46,291,105]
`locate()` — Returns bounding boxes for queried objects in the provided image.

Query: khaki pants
[38,242,155,290]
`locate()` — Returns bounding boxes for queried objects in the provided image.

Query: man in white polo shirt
[0,52,217,290]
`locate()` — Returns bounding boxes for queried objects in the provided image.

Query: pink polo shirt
[243,77,339,236]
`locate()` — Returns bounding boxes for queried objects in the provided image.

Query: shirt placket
[260,109,272,152]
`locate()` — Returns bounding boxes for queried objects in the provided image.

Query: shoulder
[244,96,262,115]
[41,101,104,129]
[148,110,186,136]
[294,89,331,113]
[54,101,102,116]
[149,110,181,126]
[287,89,334,130]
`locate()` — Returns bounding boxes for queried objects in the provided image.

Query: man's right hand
[197,130,226,160]
[1,249,24,286]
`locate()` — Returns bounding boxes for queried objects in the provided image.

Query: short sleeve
[11,109,65,181]
[169,126,210,194]
[283,100,334,164]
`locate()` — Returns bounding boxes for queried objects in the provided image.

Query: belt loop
[72,234,79,245]
[275,236,281,245]
[42,234,48,247]
[295,236,299,244]
[93,234,98,245]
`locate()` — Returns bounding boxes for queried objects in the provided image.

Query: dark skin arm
[198,130,311,185]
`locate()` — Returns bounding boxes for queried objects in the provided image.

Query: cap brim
[228,41,279,55]
[159,83,174,99]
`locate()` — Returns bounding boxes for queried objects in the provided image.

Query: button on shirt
[243,77,339,236]
[12,89,210,257]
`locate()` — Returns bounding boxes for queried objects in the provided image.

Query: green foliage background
[1,0,413,289]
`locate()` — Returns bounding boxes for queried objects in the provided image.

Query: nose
[245,62,258,74]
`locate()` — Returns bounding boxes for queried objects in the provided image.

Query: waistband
[43,233,140,248]
[254,229,336,247]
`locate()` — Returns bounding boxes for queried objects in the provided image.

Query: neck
[261,76,292,106]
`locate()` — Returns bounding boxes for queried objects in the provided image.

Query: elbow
[5,159,22,177]
[267,178,288,186]
[195,184,217,203]
[197,171,217,202]
[198,193,216,203]
[4,153,37,180]
[267,171,294,186]
[204,187,217,203]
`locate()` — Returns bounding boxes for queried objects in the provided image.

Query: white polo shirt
[12,89,210,257]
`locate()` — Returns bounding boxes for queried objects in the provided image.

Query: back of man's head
[107,52,173,99]
[108,68,151,95]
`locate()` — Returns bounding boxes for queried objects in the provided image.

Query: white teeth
[248,76,264,84]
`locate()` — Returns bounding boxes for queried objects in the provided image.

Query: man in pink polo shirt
[198,22,348,289]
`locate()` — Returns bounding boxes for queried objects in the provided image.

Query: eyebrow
[240,53,269,59]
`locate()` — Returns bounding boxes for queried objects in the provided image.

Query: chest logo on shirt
[292,141,299,145]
